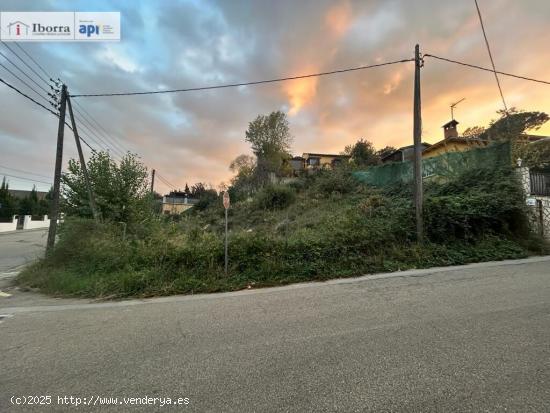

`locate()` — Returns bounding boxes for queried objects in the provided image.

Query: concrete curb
[1,255,549,314]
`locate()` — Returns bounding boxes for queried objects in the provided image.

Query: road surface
[0,229,47,273]
[0,237,549,411]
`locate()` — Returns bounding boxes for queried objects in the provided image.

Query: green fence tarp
[353,142,511,187]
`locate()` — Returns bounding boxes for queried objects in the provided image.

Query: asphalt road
[1,251,549,412]
[0,229,48,273]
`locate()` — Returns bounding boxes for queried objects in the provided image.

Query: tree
[229,154,257,199]
[462,126,486,138]
[482,108,549,141]
[376,146,397,160]
[345,139,380,167]
[0,177,16,219]
[245,111,293,182]
[230,154,256,176]
[62,151,150,222]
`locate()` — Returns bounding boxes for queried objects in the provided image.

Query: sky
[1,0,549,194]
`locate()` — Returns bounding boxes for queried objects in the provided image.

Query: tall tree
[62,151,150,222]
[0,177,16,218]
[345,139,380,167]
[245,111,293,182]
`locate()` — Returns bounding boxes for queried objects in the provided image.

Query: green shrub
[254,184,295,210]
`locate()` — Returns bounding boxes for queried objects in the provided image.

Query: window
[530,169,550,196]
[308,157,320,166]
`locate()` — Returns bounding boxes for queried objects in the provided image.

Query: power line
[423,54,550,85]
[0,76,97,153]
[0,76,59,116]
[71,103,127,157]
[70,58,415,97]
[71,107,124,158]
[0,61,50,104]
[474,0,507,112]
[0,172,52,186]
[12,42,51,81]
[1,42,50,85]
[0,164,52,180]
[156,173,177,190]
[0,48,50,95]
[72,99,129,155]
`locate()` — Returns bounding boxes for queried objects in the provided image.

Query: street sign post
[223,191,230,275]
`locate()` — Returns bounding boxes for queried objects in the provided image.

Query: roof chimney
[442,119,459,139]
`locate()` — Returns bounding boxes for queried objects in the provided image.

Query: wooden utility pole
[66,94,99,221]
[150,169,155,193]
[413,44,424,242]
[46,84,67,253]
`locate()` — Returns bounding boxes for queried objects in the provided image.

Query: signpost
[223,191,230,275]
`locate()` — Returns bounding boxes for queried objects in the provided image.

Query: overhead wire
[0,164,52,180]
[70,58,416,97]
[473,0,508,112]
[423,54,550,85]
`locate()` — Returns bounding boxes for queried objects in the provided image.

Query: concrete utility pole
[150,169,155,193]
[413,44,423,242]
[66,94,99,221]
[46,84,67,253]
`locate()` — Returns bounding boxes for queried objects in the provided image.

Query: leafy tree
[62,151,151,222]
[376,146,397,159]
[245,111,293,182]
[229,154,257,196]
[482,108,549,141]
[0,177,16,219]
[462,126,486,138]
[345,139,380,167]
[184,183,190,197]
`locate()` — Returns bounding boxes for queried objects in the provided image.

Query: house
[302,153,351,170]
[381,143,432,163]
[162,191,198,215]
[8,189,49,200]
[422,120,488,159]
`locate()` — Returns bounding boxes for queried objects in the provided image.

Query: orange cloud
[325,1,352,37]
[284,76,318,115]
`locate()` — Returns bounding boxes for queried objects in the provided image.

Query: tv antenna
[450,98,465,120]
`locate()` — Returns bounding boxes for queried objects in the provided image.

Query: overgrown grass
[17,165,549,298]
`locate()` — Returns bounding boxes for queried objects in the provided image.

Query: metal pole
[413,44,424,242]
[46,84,67,253]
[66,94,99,221]
[224,207,228,275]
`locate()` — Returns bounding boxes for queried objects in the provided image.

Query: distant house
[162,191,198,215]
[422,120,489,159]
[381,143,432,163]
[8,189,48,200]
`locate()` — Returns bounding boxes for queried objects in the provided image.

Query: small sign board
[223,191,230,209]
[526,198,536,207]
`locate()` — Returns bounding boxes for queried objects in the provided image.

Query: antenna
[450,98,465,120]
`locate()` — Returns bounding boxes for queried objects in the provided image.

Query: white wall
[0,215,17,232]
[23,215,50,230]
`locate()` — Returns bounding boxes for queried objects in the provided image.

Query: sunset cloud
[1,0,549,193]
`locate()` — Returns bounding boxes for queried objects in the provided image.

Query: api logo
[79,24,99,37]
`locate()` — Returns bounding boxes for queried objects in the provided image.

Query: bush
[254,184,295,210]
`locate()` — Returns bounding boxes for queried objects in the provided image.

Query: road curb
[1,255,549,314]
